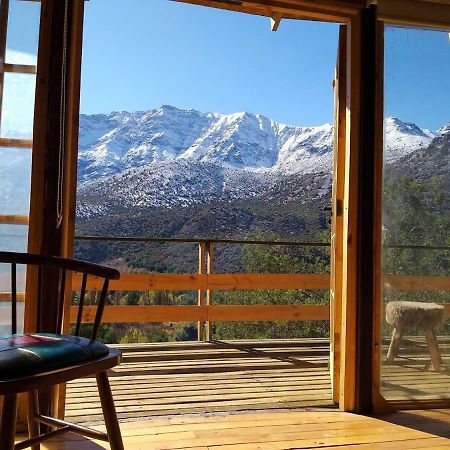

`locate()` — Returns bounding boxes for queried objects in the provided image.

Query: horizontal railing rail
[70,272,331,291]
[74,235,332,247]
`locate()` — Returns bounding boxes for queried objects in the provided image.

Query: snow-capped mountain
[78,106,438,184]
[383,117,435,162]
[77,105,336,183]
[75,105,441,217]
[0,104,443,219]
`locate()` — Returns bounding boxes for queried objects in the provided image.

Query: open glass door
[379,25,450,408]
[330,24,346,404]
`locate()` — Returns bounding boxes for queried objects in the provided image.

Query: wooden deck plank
[65,340,335,424]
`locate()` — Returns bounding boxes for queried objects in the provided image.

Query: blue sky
[80,0,339,127]
[385,27,450,131]
[7,0,450,130]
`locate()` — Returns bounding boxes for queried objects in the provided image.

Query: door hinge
[336,199,343,217]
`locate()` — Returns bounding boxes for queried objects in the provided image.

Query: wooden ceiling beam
[377,0,450,30]
[270,12,282,30]
[171,0,362,22]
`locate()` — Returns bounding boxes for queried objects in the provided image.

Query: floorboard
[17,409,450,449]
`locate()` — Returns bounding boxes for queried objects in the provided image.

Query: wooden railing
[1,237,449,341]
[71,236,331,340]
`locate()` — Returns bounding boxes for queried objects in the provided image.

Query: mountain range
[1,104,447,269]
[75,105,444,219]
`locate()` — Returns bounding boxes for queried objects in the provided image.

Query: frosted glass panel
[380,27,450,403]
[5,0,40,65]
[0,224,28,252]
[0,147,32,215]
[1,73,36,139]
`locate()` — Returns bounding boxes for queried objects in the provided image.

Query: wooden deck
[65,339,334,424]
[28,409,450,449]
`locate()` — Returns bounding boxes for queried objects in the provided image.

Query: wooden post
[197,242,206,341]
[205,242,214,340]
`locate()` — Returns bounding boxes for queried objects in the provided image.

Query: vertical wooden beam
[339,10,362,413]
[197,242,206,341]
[24,0,83,424]
[354,4,378,414]
[205,242,214,340]
[330,24,347,404]
[58,0,85,420]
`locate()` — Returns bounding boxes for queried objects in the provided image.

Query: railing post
[197,242,206,341]
[206,242,214,341]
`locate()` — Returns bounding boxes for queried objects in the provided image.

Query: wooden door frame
[22,0,412,417]
[372,18,450,413]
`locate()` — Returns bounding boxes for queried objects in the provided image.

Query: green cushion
[0,333,109,380]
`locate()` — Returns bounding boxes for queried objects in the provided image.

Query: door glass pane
[1,72,36,139]
[381,27,450,402]
[0,147,32,215]
[0,0,41,335]
[5,0,40,65]
[0,224,27,334]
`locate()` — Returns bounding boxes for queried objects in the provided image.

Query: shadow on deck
[65,339,335,424]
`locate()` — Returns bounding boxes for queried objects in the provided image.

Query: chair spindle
[56,269,66,333]
[92,279,109,341]
[11,263,17,335]
[37,265,43,333]
[75,273,88,336]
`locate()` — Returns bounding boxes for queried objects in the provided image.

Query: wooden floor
[25,409,450,449]
[33,339,450,448]
[65,339,334,424]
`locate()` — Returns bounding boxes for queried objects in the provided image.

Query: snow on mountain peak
[384,117,435,162]
[77,106,437,184]
[77,106,335,182]
[437,122,450,135]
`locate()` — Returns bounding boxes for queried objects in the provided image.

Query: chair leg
[387,327,402,362]
[425,329,442,372]
[27,390,40,450]
[0,394,18,450]
[96,371,124,450]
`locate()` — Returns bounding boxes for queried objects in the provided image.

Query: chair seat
[0,333,109,380]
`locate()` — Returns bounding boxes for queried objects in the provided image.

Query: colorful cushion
[0,333,109,380]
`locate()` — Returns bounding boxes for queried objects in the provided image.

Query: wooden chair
[0,251,124,450]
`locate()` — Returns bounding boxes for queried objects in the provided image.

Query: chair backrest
[0,251,120,340]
